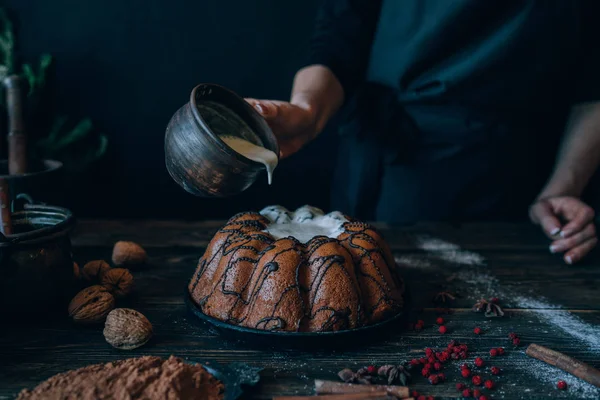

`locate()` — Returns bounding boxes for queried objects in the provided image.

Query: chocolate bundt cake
[188,205,404,332]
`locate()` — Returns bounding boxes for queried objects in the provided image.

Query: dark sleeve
[573,1,600,103]
[307,0,383,97]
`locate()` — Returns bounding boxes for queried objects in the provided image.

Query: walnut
[81,260,111,282]
[103,308,153,350]
[73,262,80,279]
[112,241,147,268]
[100,268,134,298]
[68,285,115,324]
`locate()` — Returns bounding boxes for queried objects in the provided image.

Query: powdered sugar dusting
[394,254,435,269]
[514,296,600,352]
[412,236,600,397]
[416,236,486,266]
[514,355,600,398]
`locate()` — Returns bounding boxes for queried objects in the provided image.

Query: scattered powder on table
[417,236,600,397]
[416,235,486,266]
[17,355,224,400]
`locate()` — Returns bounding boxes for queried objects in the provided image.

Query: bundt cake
[188,205,404,332]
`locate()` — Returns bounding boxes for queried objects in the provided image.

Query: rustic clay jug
[164,83,279,197]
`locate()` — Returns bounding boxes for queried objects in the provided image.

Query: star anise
[378,364,411,386]
[472,298,504,317]
[338,368,373,384]
[434,291,456,303]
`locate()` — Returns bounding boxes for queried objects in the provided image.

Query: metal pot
[164,83,279,197]
[0,201,76,315]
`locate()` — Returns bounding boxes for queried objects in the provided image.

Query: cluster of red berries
[557,380,568,390]
[411,390,434,400]
[414,319,426,331]
[508,332,521,346]
[456,384,489,400]
[489,347,504,357]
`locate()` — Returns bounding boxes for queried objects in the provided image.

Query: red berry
[497,347,505,355]
[411,390,419,398]
[433,362,442,371]
[490,297,499,303]
[436,317,445,325]
[459,351,468,359]
[410,359,421,366]
[438,373,446,381]
[421,368,431,377]
[508,332,517,339]
[439,325,448,334]
[447,340,457,348]
[460,344,468,351]
[474,327,482,335]
[460,363,469,370]
[489,348,499,357]
[366,365,377,374]
[456,383,466,391]
[479,396,489,400]
[417,396,426,400]
[441,350,450,359]
[473,389,482,397]
[461,368,472,378]
[491,366,501,375]
[424,363,434,370]
[453,346,461,354]
[472,375,483,386]
[557,380,568,390]
[462,389,472,397]
[474,357,485,367]
[425,348,433,357]
[428,356,437,364]
[513,337,521,346]
[417,319,425,326]
[484,379,495,389]
[428,374,440,385]
[419,357,427,364]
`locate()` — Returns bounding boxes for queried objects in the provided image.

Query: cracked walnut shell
[81,260,111,282]
[112,241,147,267]
[103,308,153,350]
[101,268,134,298]
[68,285,115,324]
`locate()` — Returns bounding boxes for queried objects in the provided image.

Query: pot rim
[0,159,63,179]
[189,83,280,167]
[0,203,75,247]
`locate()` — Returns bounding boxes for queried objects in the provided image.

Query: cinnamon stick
[314,380,409,398]
[0,178,12,235]
[526,343,600,388]
[272,394,397,400]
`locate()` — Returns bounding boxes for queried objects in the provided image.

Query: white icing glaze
[220,136,278,185]
[259,205,348,243]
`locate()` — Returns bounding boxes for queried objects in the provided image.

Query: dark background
[4,0,335,219]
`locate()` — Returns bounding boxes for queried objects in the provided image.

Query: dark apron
[331,1,579,224]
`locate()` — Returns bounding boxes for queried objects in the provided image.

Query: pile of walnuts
[68,241,152,350]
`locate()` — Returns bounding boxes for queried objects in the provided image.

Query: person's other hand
[245,99,317,159]
[529,196,597,264]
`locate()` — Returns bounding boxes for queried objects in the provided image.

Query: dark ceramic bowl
[164,83,279,197]
[0,202,76,315]
[0,159,64,209]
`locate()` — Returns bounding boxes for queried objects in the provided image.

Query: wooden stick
[314,380,409,398]
[526,343,600,388]
[4,75,28,175]
[273,394,405,400]
[0,178,12,235]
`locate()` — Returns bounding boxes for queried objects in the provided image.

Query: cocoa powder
[17,355,223,400]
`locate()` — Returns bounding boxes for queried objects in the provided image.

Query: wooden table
[1,220,600,399]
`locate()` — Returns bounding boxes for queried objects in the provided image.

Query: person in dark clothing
[246,0,600,264]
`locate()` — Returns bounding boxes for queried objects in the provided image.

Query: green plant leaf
[49,118,93,151]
